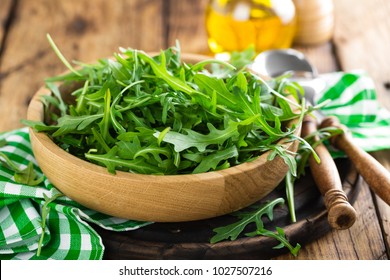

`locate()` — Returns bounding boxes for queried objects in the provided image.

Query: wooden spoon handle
[302,115,357,229]
[321,116,390,206]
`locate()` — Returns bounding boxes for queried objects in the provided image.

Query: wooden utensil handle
[321,116,390,206]
[302,115,357,229]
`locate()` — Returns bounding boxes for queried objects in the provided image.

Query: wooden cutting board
[95,158,360,259]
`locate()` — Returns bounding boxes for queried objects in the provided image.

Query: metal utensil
[251,49,357,229]
[251,48,318,78]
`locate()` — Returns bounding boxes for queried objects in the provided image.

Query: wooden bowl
[27,54,301,222]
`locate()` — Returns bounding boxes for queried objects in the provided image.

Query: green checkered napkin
[316,71,390,151]
[0,128,151,260]
[0,71,389,260]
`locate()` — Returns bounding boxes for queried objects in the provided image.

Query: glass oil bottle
[206,0,297,54]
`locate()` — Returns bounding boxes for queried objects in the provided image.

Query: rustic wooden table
[0,0,389,260]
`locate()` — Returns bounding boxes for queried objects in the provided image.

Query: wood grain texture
[0,0,389,260]
[95,158,360,259]
[295,43,338,74]
[275,6,388,257]
[0,0,165,132]
[279,0,390,260]
[301,115,356,230]
[321,116,390,206]
[0,0,14,52]
[332,0,390,257]
[333,0,390,108]
[166,0,209,54]
[275,179,386,260]
[372,151,390,257]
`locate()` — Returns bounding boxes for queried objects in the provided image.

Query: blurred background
[2,0,390,132]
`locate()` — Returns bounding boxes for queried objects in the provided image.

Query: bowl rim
[25,52,302,222]
[27,83,300,181]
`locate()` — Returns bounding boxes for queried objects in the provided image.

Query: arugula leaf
[46,82,68,117]
[194,73,238,108]
[75,80,89,114]
[155,116,256,153]
[191,59,236,72]
[285,170,296,223]
[248,227,301,257]
[133,144,171,163]
[116,138,141,159]
[210,198,284,243]
[267,144,297,177]
[52,113,103,137]
[137,51,197,96]
[154,123,239,153]
[0,151,22,172]
[98,88,112,142]
[229,45,256,70]
[108,59,132,82]
[210,198,301,256]
[14,162,45,186]
[192,145,238,174]
[0,139,7,147]
[46,34,82,77]
[37,193,64,257]
[0,151,44,186]
[85,147,163,174]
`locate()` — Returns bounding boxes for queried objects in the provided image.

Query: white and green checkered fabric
[0,128,151,260]
[316,71,390,152]
[0,71,389,260]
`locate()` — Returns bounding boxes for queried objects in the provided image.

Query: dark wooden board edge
[95,158,360,259]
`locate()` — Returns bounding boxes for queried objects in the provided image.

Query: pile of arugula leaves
[25,36,306,176]
[23,35,342,256]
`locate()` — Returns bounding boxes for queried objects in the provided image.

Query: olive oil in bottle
[206,0,297,54]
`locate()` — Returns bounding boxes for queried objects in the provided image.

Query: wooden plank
[95,158,361,260]
[333,0,390,108]
[0,0,388,260]
[332,0,390,258]
[0,0,165,132]
[274,164,386,260]
[274,41,386,259]
[372,150,390,258]
[167,0,210,54]
[295,42,338,74]
[0,0,13,52]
